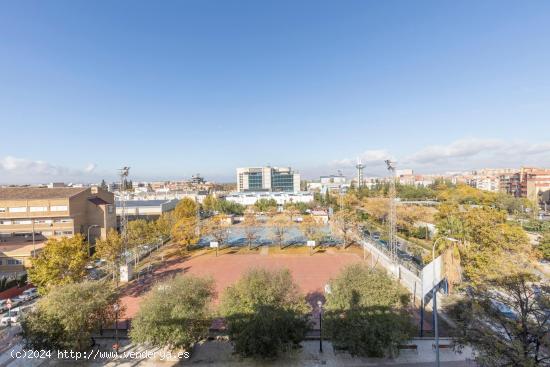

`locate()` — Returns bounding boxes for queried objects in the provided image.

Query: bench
[398,344,418,352]
[432,343,452,350]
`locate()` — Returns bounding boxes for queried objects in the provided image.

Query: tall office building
[236,167,300,193]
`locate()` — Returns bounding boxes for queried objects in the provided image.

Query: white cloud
[84,163,97,173]
[404,138,550,171]
[332,138,550,175]
[0,156,102,184]
[330,149,393,167]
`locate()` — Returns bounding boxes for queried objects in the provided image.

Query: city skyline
[1,1,550,183]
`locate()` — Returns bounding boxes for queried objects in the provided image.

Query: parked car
[0,308,20,326]
[21,288,38,301]
[0,300,8,313]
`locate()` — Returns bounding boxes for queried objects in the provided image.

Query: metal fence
[362,239,423,303]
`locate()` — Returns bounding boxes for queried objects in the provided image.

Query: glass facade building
[237,166,300,193]
[271,171,294,192]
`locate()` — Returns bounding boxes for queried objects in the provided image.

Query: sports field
[119,246,367,319]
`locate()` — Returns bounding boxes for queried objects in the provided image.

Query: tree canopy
[21,281,119,351]
[254,198,277,213]
[436,204,536,283]
[323,263,414,358]
[28,234,89,293]
[220,268,310,359]
[95,228,125,281]
[174,198,199,220]
[450,273,550,366]
[130,275,215,350]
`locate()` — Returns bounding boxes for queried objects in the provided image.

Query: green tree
[269,215,291,248]
[300,215,322,243]
[95,229,125,281]
[99,179,108,191]
[21,281,119,351]
[323,264,413,358]
[450,273,550,366]
[220,268,310,359]
[539,232,550,261]
[202,194,219,213]
[153,212,174,239]
[203,214,230,247]
[126,219,153,247]
[174,197,199,220]
[28,235,89,293]
[254,198,277,213]
[130,275,215,350]
[436,205,535,283]
[242,213,259,250]
[331,209,358,249]
[171,216,200,253]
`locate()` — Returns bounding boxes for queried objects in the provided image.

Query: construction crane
[118,166,130,259]
[385,160,397,261]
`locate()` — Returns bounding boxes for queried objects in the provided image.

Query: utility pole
[385,160,397,261]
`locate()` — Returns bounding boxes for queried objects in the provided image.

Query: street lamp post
[431,236,458,367]
[113,303,120,353]
[317,300,323,353]
[87,225,100,256]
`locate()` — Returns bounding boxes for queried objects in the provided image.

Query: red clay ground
[119,248,363,319]
[118,247,435,334]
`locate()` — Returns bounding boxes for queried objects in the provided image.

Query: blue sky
[1,1,549,183]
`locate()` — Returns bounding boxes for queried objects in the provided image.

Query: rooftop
[115,199,175,207]
[0,187,88,201]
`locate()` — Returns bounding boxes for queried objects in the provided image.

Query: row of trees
[28,208,174,294]
[129,264,414,359]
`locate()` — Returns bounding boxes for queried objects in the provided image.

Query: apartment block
[0,186,116,272]
[499,167,550,202]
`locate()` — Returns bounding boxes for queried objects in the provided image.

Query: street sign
[421,255,443,298]
[210,241,219,248]
[307,240,316,247]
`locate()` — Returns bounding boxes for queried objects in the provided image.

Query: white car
[1,309,20,326]
[21,288,38,301]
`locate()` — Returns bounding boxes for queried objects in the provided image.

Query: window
[0,208,5,213]
[50,205,68,212]
[63,231,73,235]
[7,259,23,265]
[9,207,26,213]
[107,205,114,214]
[41,231,52,236]
[54,230,63,236]
[30,206,47,212]
[12,220,32,225]
[0,260,2,265]
[0,220,11,225]
[53,218,72,223]
[33,219,52,224]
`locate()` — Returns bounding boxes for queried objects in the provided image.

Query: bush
[21,281,118,351]
[130,275,215,350]
[220,268,310,359]
[324,307,414,357]
[226,305,309,359]
[323,264,413,357]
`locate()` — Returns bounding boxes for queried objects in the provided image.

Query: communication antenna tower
[385,160,397,261]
